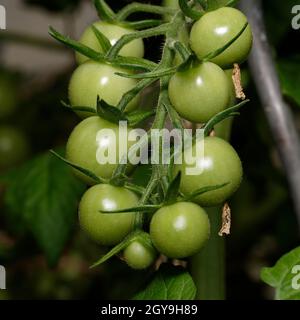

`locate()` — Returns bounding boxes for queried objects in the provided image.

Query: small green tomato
[150,202,210,258]
[76,21,144,64]
[190,7,253,68]
[174,136,243,207]
[168,61,230,123]
[123,234,157,270]
[79,184,138,246]
[68,61,139,118]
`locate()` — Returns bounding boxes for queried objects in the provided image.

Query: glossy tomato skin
[124,235,157,270]
[174,136,243,207]
[79,184,138,246]
[0,126,29,170]
[76,21,144,64]
[168,62,230,123]
[150,202,210,258]
[190,7,253,69]
[68,61,139,118]
[66,116,135,185]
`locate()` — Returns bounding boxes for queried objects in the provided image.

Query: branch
[240,0,300,231]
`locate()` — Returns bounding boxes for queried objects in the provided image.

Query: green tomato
[68,61,139,118]
[0,126,29,170]
[174,136,243,207]
[168,62,230,123]
[150,202,210,258]
[190,7,253,68]
[123,233,157,270]
[66,116,136,185]
[0,75,18,119]
[79,184,138,246]
[76,21,144,64]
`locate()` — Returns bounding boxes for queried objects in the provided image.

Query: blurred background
[0,0,299,300]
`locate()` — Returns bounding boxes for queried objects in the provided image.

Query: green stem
[116,3,176,21]
[189,103,235,300]
[189,207,225,300]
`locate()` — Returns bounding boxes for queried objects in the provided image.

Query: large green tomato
[190,7,253,68]
[174,136,243,207]
[0,75,18,119]
[66,116,135,185]
[123,233,157,270]
[76,21,144,64]
[0,126,29,170]
[168,62,230,123]
[79,184,138,246]
[68,61,139,118]
[150,202,210,258]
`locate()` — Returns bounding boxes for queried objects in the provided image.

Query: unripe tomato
[76,21,144,64]
[174,136,243,207]
[168,62,230,123]
[123,234,157,270]
[0,126,29,170]
[79,184,138,246]
[68,61,139,118]
[190,7,253,68]
[0,75,18,119]
[66,116,135,185]
[150,202,210,258]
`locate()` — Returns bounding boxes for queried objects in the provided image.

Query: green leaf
[91,25,112,53]
[261,246,300,300]
[203,22,248,61]
[204,99,249,136]
[49,27,157,72]
[93,0,116,22]
[50,150,104,184]
[164,171,181,204]
[101,205,160,214]
[3,151,85,266]
[91,231,142,268]
[183,183,229,201]
[123,19,163,30]
[115,66,177,79]
[49,26,104,62]
[61,100,96,115]
[126,109,155,127]
[97,98,127,124]
[278,57,300,107]
[134,265,197,300]
[179,0,204,20]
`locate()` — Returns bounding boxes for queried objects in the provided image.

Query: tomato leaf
[261,246,300,300]
[126,109,155,127]
[179,0,204,20]
[204,99,249,136]
[90,230,142,268]
[91,24,112,53]
[96,98,127,124]
[123,19,163,30]
[60,100,96,115]
[93,0,116,22]
[101,205,160,214]
[183,183,229,201]
[164,171,181,204]
[134,265,196,300]
[115,66,177,79]
[278,57,300,107]
[2,150,85,266]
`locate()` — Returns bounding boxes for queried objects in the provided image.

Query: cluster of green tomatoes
[63,1,252,270]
